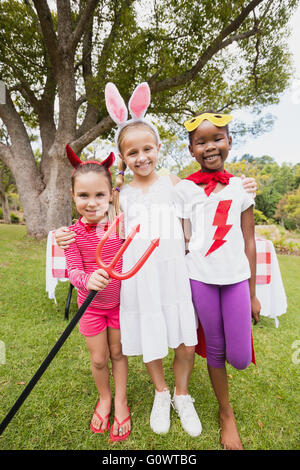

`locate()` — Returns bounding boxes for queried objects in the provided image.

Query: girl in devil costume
[173,112,261,450]
[63,151,131,441]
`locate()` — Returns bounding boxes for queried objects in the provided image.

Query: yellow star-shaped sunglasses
[184,113,233,132]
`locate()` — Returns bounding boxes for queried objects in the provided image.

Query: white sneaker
[172,390,202,437]
[150,389,171,434]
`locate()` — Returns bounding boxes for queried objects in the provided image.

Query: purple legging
[190,279,252,370]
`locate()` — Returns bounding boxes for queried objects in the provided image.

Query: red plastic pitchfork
[0,214,159,436]
[95,212,159,280]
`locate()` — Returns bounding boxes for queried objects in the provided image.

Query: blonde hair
[114,158,127,216]
[117,121,159,154]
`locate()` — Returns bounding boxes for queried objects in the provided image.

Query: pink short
[79,304,120,337]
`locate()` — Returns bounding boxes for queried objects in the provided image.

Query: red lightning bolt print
[205,200,233,257]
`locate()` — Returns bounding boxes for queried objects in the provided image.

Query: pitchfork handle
[0,290,97,436]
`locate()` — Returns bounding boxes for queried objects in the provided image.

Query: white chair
[46,231,74,319]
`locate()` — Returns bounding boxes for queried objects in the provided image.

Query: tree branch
[71,116,114,153]
[0,91,44,193]
[151,0,265,93]
[7,73,41,115]
[76,95,87,110]
[32,0,59,74]
[69,0,100,53]
[0,92,33,154]
[76,12,96,133]
[219,27,261,50]
[252,9,261,93]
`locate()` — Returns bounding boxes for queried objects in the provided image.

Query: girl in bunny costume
[105,82,202,437]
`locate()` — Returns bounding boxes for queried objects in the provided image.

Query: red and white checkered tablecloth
[255,237,287,327]
[51,231,68,279]
[255,238,271,284]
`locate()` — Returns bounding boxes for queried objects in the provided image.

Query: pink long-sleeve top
[64,217,123,312]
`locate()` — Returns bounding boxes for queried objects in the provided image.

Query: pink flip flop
[90,400,110,434]
[110,407,131,442]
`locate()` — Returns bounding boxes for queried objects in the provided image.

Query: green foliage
[177,160,199,179]
[0,0,299,130]
[275,187,300,230]
[0,162,15,193]
[0,1,46,96]
[255,186,282,219]
[10,212,19,224]
[226,156,300,220]
[254,208,269,225]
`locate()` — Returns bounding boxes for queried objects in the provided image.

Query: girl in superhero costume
[174,112,261,450]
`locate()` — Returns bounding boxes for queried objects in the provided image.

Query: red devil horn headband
[66,144,115,175]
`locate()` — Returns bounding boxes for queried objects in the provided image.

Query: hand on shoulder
[169,173,181,186]
[55,226,76,250]
[240,174,257,197]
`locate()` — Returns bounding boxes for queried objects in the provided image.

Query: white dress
[119,175,198,363]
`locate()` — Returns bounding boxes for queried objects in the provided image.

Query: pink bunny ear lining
[129,83,150,119]
[107,97,127,123]
[105,83,128,124]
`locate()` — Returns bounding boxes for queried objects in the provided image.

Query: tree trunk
[14,144,73,239]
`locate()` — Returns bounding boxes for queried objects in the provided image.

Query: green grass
[0,224,299,450]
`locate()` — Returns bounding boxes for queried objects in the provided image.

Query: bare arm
[241,205,261,324]
[169,173,181,185]
[181,218,192,254]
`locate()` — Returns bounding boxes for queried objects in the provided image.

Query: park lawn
[0,224,299,451]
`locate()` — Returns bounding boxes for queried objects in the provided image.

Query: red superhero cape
[195,322,256,366]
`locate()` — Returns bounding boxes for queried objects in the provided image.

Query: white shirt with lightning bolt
[173,177,254,285]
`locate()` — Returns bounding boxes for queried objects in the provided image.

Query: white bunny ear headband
[105,82,160,152]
